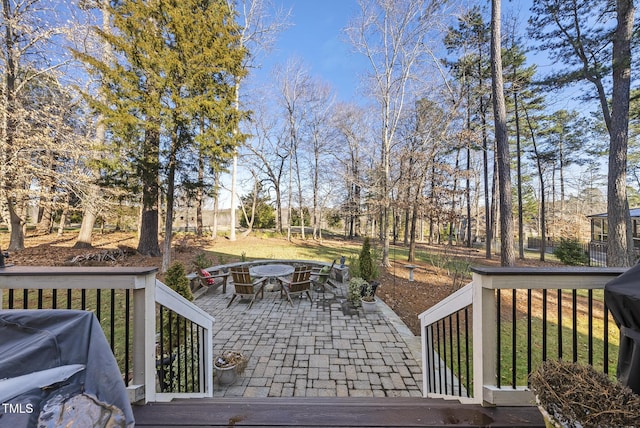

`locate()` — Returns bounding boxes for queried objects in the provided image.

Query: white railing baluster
[0,267,214,404]
[419,266,627,406]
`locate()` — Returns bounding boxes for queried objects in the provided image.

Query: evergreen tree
[528,0,636,266]
[74,0,247,260]
[359,237,373,282]
[444,7,493,258]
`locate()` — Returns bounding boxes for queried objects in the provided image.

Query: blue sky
[253,0,365,102]
[252,0,537,104]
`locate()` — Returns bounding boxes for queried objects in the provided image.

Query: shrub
[553,238,589,266]
[348,255,360,278]
[164,262,193,301]
[347,277,368,307]
[159,262,193,362]
[359,237,373,282]
[192,252,212,270]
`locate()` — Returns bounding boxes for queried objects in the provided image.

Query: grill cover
[0,309,134,427]
[604,263,640,394]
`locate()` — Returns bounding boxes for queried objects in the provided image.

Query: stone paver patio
[196,277,423,398]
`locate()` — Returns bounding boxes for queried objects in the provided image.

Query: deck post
[132,272,158,403]
[472,271,497,405]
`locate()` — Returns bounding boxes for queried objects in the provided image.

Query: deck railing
[0,266,214,403]
[419,266,627,406]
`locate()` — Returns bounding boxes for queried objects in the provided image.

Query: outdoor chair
[311,260,338,295]
[227,266,268,309]
[197,268,230,294]
[279,266,313,306]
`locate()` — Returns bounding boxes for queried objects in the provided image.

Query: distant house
[588,208,640,248]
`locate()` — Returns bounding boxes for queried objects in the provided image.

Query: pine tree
[74,0,247,260]
[359,237,373,283]
[528,0,636,266]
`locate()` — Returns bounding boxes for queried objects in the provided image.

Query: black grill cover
[604,263,640,394]
[0,309,134,427]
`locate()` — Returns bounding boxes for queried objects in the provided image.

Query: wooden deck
[133,397,545,427]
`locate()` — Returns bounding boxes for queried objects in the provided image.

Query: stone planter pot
[536,400,564,428]
[214,350,247,385]
[360,298,378,313]
[214,364,238,385]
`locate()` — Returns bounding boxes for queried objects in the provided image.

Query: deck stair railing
[419,266,627,406]
[0,266,214,403]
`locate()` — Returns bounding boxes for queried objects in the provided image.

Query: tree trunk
[466,145,472,248]
[57,206,68,237]
[482,99,492,259]
[491,0,515,266]
[74,209,97,249]
[607,0,635,267]
[137,125,161,257]
[287,149,293,241]
[2,0,24,251]
[162,134,178,273]
[37,198,53,235]
[7,199,25,251]
[449,149,460,245]
[514,91,525,260]
[525,107,546,262]
[196,154,204,237]
[212,172,219,239]
[295,149,305,240]
[229,153,238,241]
[274,183,282,234]
[229,80,241,242]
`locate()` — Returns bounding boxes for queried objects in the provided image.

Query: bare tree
[332,103,370,239]
[275,59,310,240]
[303,79,336,240]
[347,0,450,266]
[227,0,290,241]
[245,92,290,233]
[1,0,76,250]
[73,0,111,249]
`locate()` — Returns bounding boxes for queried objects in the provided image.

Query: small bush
[347,277,368,307]
[192,252,212,270]
[159,262,193,358]
[553,238,589,266]
[164,262,193,301]
[348,254,360,278]
[359,237,374,282]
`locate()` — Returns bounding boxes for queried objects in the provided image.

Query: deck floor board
[133,397,545,427]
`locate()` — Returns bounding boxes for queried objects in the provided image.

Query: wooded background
[1,0,637,270]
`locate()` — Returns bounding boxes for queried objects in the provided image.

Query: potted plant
[214,350,248,385]
[529,359,640,428]
[360,281,378,313]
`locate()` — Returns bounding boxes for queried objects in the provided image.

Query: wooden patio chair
[196,269,230,294]
[227,266,267,309]
[279,266,313,306]
[311,260,338,294]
